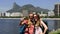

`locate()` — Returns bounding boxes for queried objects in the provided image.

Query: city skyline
[0,0,60,12]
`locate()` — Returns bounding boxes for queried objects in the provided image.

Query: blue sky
[0,0,60,12]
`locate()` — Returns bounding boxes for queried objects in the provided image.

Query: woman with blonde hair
[34,14,48,34]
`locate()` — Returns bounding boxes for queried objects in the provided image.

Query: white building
[40,14,47,16]
[39,11,47,16]
[33,12,36,14]
[48,10,55,16]
[5,12,23,17]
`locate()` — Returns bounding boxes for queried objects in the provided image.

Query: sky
[0,0,60,12]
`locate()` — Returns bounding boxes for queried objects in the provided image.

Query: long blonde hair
[34,14,41,26]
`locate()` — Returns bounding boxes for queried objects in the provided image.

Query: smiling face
[29,14,34,19]
[34,14,38,21]
[34,14,38,19]
[34,14,40,21]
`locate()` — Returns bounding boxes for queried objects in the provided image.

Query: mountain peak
[12,2,21,9]
[6,3,49,13]
[23,4,34,8]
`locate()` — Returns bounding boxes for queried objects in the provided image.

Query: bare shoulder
[40,19,48,28]
[40,18,43,23]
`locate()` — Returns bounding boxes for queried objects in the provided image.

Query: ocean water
[0,18,60,34]
[0,19,20,34]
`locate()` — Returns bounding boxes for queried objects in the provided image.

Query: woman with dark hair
[34,14,48,34]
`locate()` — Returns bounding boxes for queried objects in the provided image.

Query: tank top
[35,20,43,34]
[35,27,42,34]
